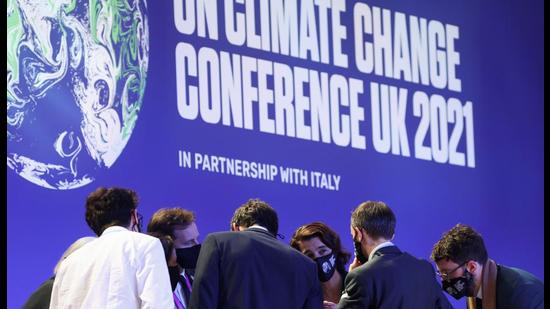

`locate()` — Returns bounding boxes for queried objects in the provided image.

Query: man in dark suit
[335,201,452,309]
[432,224,544,309]
[189,199,322,309]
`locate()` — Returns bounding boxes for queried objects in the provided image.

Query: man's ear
[466,260,480,274]
[231,223,239,232]
[352,227,363,242]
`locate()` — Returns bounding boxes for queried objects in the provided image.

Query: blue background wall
[8,0,543,308]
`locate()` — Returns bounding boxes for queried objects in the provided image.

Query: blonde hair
[53,236,96,275]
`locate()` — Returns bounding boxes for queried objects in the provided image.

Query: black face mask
[315,253,337,282]
[354,240,368,264]
[442,269,475,300]
[176,244,201,269]
[168,266,181,291]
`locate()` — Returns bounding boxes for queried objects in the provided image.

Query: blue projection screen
[7,0,543,308]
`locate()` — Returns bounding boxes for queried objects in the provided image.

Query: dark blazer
[22,277,55,309]
[189,227,322,309]
[337,245,452,309]
[490,264,544,309]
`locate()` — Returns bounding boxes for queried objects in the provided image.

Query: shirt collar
[101,225,129,235]
[477,285,483,299]
[247,225,268,232]
[369,241,394,261]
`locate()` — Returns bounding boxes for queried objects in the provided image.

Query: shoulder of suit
[207,230,239,238]
[497,264,544,288]
[352,251,430,274]
[206,231,229,237]
[346,264,375,286]
[201,231,246,244]
[201,230,280,243]
[287,245,316,262]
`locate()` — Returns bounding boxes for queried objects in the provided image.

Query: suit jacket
[189,227,322,309]
[338,245,452,309]
[23,277,55,309]
[476,264,544,309]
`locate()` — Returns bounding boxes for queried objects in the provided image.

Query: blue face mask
[315,252,337,282]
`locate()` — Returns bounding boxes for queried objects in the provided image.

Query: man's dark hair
[431,223,488,265]
[290,221,351,274]
[147,207,195,238]
[231,199,278,236]
[85,187,138,236]
[351,201,396,239]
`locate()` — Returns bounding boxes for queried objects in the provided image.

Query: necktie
[173,292,184,309]
[183,272,193,290]
[180,274,193,307]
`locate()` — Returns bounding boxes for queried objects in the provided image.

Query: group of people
[24,186,543,309]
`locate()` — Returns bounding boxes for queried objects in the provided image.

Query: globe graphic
[7,0,149,189]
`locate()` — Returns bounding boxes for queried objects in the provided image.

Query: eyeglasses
[436,261,467,280]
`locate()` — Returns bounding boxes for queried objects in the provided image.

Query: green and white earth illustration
[7,0,149,189]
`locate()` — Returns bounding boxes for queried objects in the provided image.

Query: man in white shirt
[49,187,173,309]
[147,208,202,309]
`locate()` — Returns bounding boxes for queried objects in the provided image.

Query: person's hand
[348,257,362,272]
[323,300,337,309]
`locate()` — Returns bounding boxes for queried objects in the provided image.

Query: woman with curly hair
[290,222,351,304]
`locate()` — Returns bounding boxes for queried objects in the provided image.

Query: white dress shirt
[247,225,269,232]
[369,241,395,261]
[50,226,173,309]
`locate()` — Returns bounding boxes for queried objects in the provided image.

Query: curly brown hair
[231,199,278,236]
[147,207,195,238]
[431,223,488,264]
[290,222,351,274]
[85,187,139,236]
